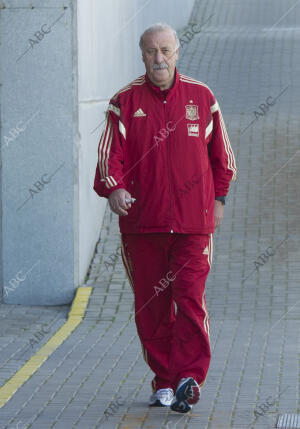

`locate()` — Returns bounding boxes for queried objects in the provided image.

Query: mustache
[153,62,168,70]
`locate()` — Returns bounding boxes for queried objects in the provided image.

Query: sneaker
[170,377,200,413]
[149,388,174,407]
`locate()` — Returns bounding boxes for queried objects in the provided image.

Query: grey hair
[139,22,180,51]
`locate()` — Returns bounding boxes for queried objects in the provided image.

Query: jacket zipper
[163,95,174,233]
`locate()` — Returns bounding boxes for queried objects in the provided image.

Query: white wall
[1,1,76,305]
[77,0,195,284]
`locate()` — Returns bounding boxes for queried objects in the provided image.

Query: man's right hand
[108,188,133,216]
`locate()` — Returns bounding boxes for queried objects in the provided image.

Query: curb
[0,287,92,408]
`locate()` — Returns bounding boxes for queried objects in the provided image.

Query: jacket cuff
[93,179,126,199]
[106,183,126,197]
[215,192,227,198]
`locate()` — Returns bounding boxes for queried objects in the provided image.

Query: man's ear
[142,52,145,64]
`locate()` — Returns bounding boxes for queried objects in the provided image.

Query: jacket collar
[145,67,180,99]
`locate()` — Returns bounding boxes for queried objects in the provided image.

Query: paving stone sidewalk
[1,0,300,428]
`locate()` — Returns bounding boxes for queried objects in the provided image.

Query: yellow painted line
[0,287,92,408]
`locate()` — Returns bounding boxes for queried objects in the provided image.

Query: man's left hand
[214,200,224,229]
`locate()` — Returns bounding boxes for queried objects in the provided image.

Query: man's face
[142,30,179,89]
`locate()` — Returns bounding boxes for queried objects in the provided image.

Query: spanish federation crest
[185,104,199,120]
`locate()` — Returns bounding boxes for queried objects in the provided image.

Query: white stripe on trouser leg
[120,241,134,292]
[203,295,210,338]
[202,294,209,336]
[208,233,213,268]
[204,234,213,337]
[141,344,148,364]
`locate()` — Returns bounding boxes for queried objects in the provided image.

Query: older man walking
[93,23,236,413]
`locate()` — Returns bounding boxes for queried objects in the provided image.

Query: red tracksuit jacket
[93,68,236,234]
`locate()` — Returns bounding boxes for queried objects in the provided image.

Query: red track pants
[120,232,213,393]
